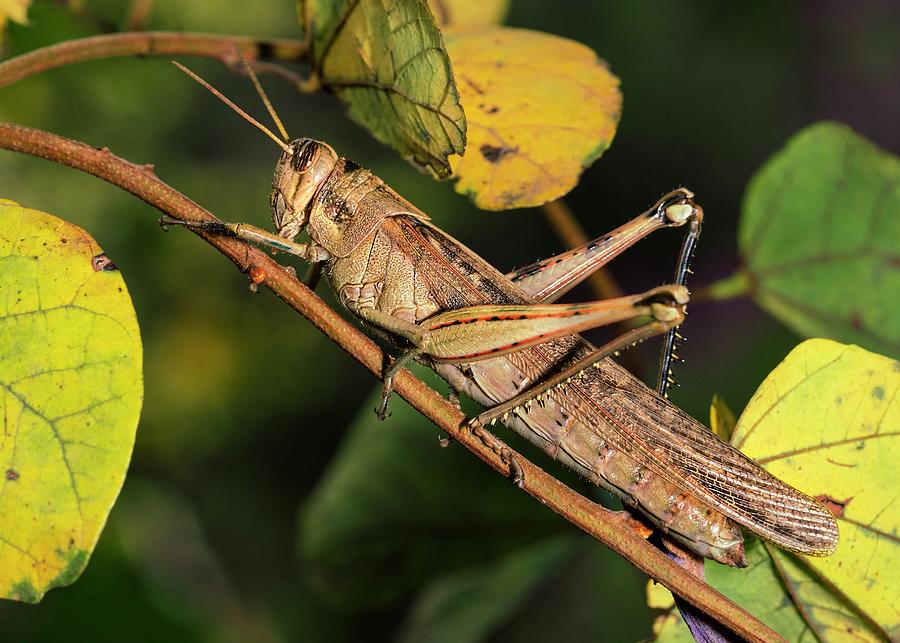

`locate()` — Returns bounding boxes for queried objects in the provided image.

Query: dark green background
[1,1,897,640]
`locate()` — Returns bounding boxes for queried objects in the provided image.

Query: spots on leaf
[91,253,118,272]
[5,469,19,481]
[816,494,853,518]
[48,549,89,589]
[480,144,517,164]
[872,385,885,400]
[462,76,485,96]
[9,579,39,603]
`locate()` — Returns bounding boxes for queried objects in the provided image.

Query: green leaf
[297,382,564,610]
[736,122,900,359]
[652,339,897,641]
[650,539,816,642]
[405,534,653,642]
[445,27,621,210]
[0,199,143,602]
[299,0,466,178]
[398,535,575,643]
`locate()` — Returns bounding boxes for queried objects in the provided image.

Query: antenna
[238,52,290,142]
[172,61,289,153]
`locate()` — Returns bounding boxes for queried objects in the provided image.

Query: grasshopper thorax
[270,138,339,241]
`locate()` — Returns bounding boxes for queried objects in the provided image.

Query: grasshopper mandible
[165,63,839,567]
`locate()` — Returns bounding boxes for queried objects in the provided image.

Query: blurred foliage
[1,0,899,641]
[0,200,142,603]
[298,384,565,610]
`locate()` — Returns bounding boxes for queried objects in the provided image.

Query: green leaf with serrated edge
[398,535,575,643]
[737,122,900,359]
[298,0,466,178]
[297,382,564,609]
[0,199,142,603]
[652,339,896,642]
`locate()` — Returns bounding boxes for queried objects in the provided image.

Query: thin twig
[0,123,782,643]
[0,32,308,89]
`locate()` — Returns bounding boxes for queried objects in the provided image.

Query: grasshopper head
[270,138,339,240]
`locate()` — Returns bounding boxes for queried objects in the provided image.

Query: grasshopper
[165,64,839,567]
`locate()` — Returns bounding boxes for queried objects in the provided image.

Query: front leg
[159,217,332,263]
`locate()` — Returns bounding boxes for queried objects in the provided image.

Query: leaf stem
[693,270,753,303]
[0,32,308,89]
[0,123,782,643]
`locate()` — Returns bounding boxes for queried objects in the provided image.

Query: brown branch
[0,123,782,643]
[0,32,308,89]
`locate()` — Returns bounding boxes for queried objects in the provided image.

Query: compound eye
[291,141,318,173]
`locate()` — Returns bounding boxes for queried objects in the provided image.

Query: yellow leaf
[709,393,737,441]
[445,27,621,210]
[0,0,29,46]
[0,200,142,603]
[733,339,899,640]
[645,580,697,642]
[427,0,509,27]
[645,579,675,610]
[0,0,29,25]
